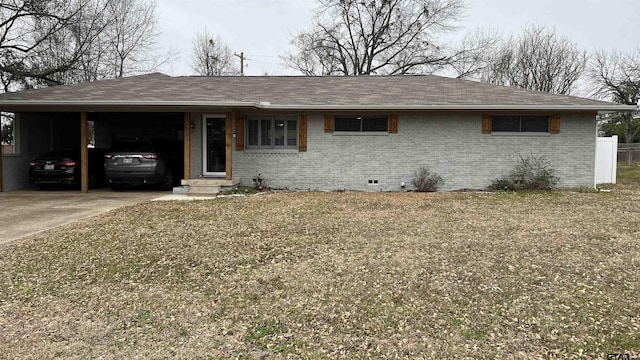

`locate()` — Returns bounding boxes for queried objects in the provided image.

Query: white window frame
[246,115,298,150]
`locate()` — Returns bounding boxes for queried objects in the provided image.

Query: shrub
[489,154,559,191]
[252,173,268,191]
[412,167,443,192]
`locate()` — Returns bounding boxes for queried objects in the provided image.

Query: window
[334,115,388,132]
[491,115,550,133]
[1,113,18,155]
[247,115,298,149]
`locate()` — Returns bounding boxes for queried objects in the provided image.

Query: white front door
[203,115,226,177]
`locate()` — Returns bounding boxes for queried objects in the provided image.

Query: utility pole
[234,51,245,75]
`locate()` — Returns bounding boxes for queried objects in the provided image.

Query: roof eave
[260,104,636,112]
[0,100,260,112]
[0,100,633,113]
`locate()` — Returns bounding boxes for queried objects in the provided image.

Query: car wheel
[159,170,174,191]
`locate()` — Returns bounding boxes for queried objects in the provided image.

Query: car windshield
[110,141,154,152]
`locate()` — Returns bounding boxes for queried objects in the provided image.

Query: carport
[0,109,191,193]
[0,73,261,195]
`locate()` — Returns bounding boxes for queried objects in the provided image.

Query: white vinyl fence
[595,136,618,184]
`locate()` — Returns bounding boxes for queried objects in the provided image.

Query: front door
[203,115,226,177]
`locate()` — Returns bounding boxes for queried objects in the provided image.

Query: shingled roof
[0,72,632,112]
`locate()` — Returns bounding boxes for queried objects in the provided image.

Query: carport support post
[80,112,89,193]
[225,113,232,181]
[183,112,190,180]
[0,119,3,193]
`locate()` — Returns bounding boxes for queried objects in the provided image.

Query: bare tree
[282,0,466,76]
[28,0,113,86]
[69,0,174,82]
[104,0,169,78]
[0,0,91,88]
[481,25,587,95]
[446,28,500,79]
[590,49,640,164]
[64,0,115,83]
[284,31,342,76]
[0,0,172,90]
[191,30,239,76]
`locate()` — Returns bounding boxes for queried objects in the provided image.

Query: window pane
[1,114,16,154]
[362,116,388,131]
[287,120,297,146]
[261,119,271,146]
[334,116,361,131]
[274,119,285,146]
[492,116,520,132]
[521,116,549,132]
[247,119,259,146]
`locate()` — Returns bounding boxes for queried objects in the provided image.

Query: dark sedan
[29,148,106,189]
[104,139,176,191]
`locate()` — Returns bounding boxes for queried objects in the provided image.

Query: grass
[618,161,640,189]
[0,164,639,358]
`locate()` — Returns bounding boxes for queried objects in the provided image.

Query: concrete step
[181,178,241,196]
[172,186,190,194]
[187,185,221,195]
[182,178,240,187]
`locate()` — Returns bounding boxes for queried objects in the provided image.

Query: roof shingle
[0,72,631,112]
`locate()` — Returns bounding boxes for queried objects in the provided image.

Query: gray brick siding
[193,112,596,191]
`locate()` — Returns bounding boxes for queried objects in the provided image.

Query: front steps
[177,178,241,196]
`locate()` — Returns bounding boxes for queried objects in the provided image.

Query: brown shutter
[550,115,561,134]
[482,115,492,134]
[235,114,245,151]
[298,115,307,152]
[388,115,398,133]
[324,115,334,133]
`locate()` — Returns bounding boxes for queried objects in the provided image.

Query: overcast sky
[155,0,640,77]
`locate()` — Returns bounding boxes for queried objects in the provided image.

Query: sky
[155,0,640,77]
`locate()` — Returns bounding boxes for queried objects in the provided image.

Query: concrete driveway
[0,189,165,246]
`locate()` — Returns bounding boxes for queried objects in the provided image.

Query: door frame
[202,114,227,177]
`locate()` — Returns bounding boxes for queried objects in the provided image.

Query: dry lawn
[1,165,640,359]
